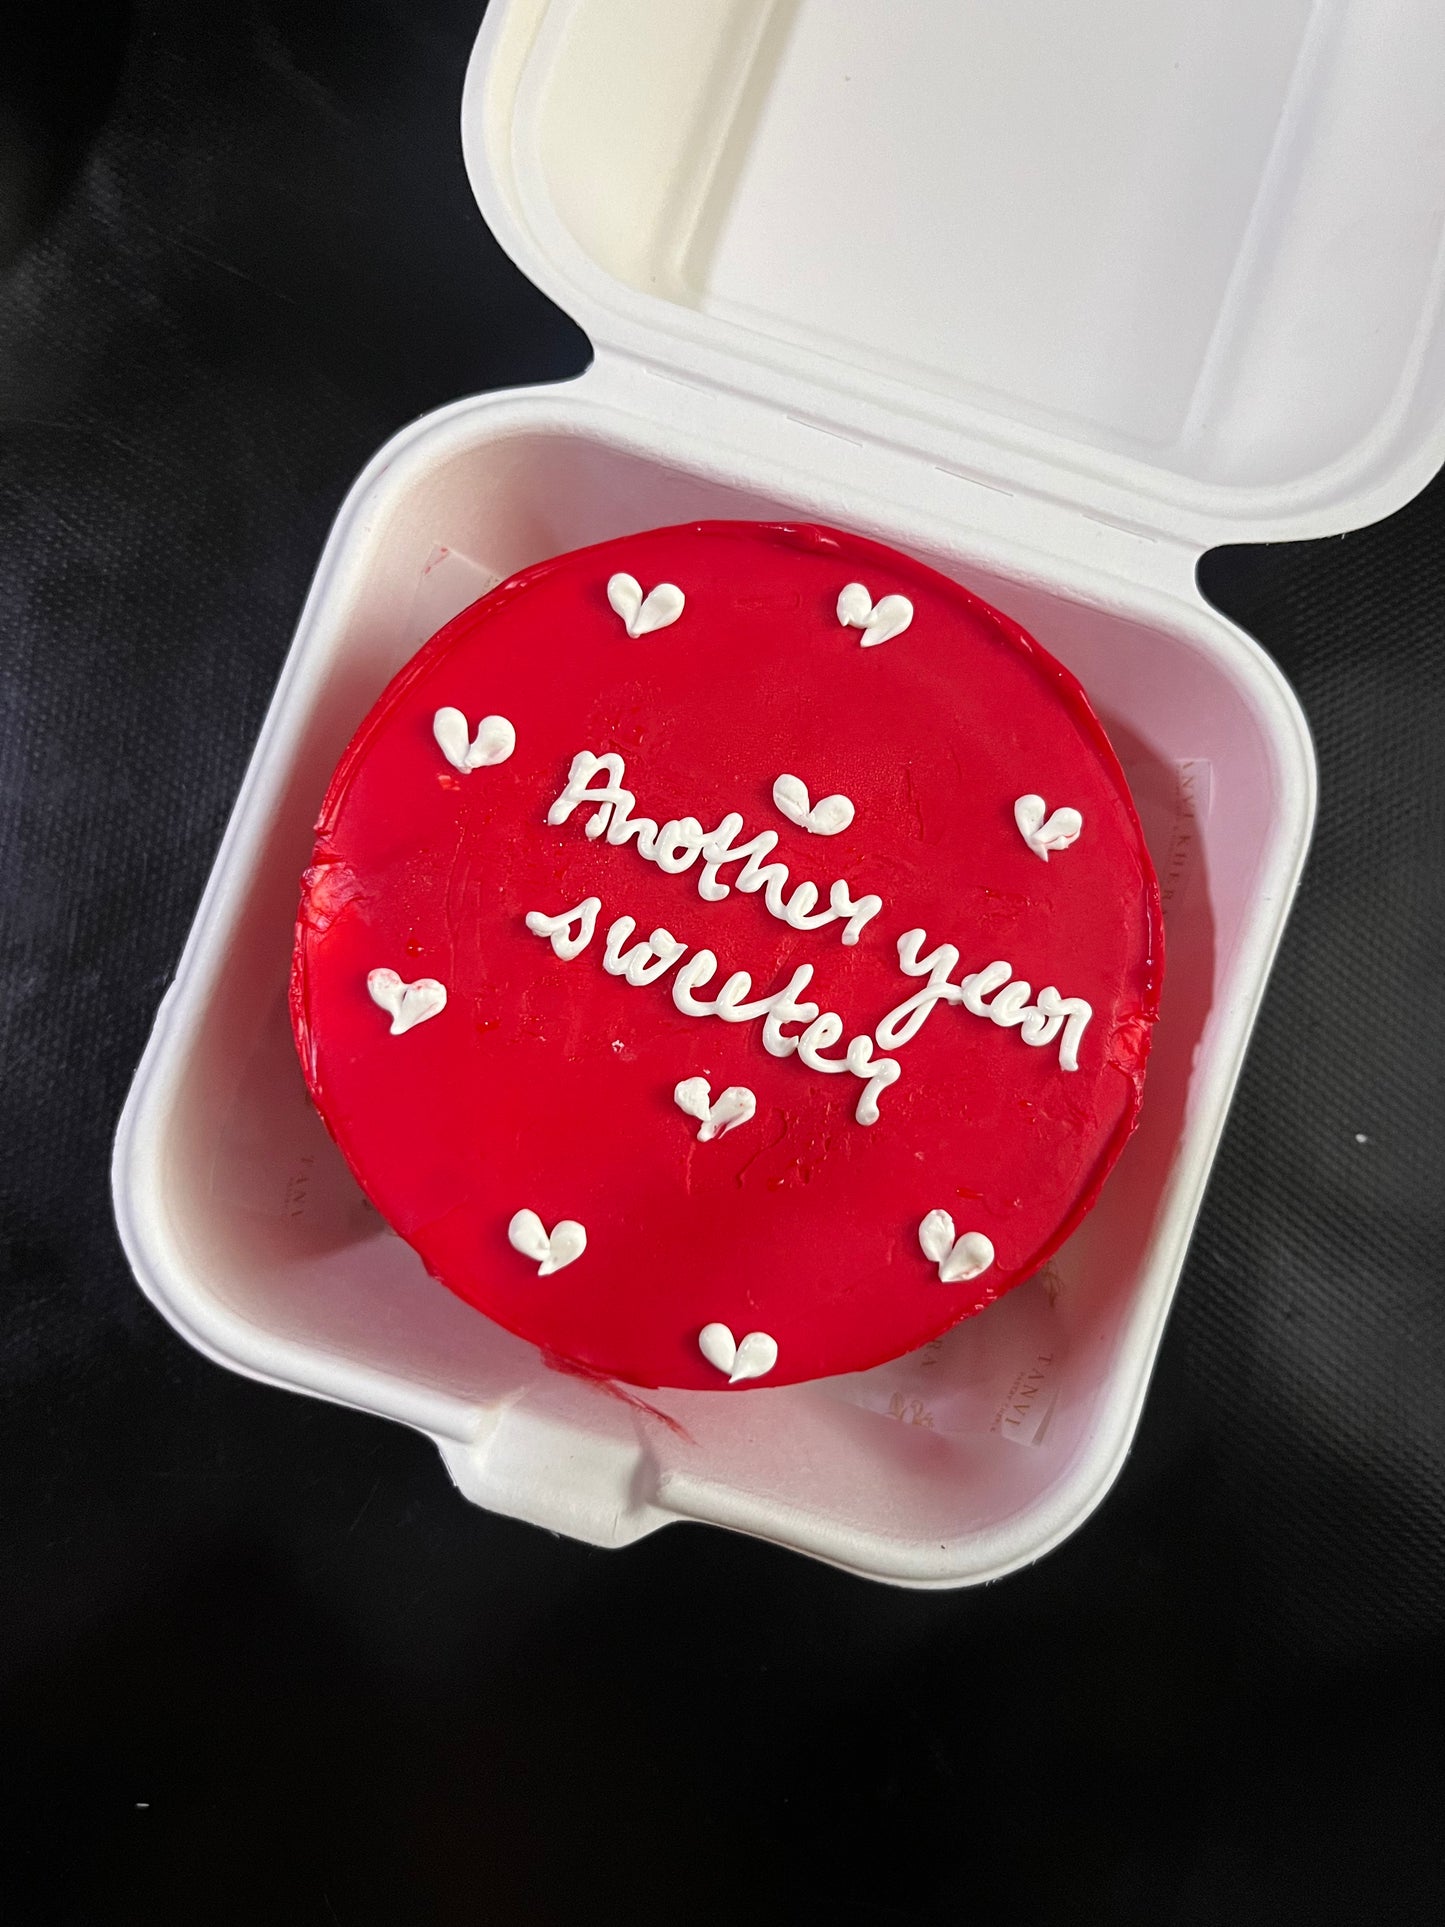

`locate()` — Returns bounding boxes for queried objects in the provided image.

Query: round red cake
[291,521,1162,1390]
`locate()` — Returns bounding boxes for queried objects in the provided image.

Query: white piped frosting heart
[771,773,855,837]
[1014,793,1083,861]
[366,968,447,1036]
[918,1209,996,1284]
[836,581,913,648]
[674,1077,756,1142]
[508,1209,587,1277]
[698,1322,778,1384]
[607,573,685,638]
[432,707,516,771]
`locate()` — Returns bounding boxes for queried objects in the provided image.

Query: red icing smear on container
[291,521,1162,1390]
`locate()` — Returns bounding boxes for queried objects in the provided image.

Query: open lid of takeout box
[463,0,1445,553]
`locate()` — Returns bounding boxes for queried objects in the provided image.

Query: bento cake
[291,521,1162,1390]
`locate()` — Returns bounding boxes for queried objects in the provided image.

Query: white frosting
[603,917,687,986]
[1014,793,1083,861]
[432,707,516,772]
[671,951,817,1026]
[877,928,1092,1072]
[791,1016,900,1125]
[962,963,1093,1072]
[548,752,881,946]
[758,970,822,1056]
[824,879,883,947]
[674,1077,756,1141]
[525,897,600,960]
[507,1208,586,1277]
[1024,985,1094,1072]
[918,1209,996,1284]
[524,901,898,1125]
[772,773,855,837]
[698,1322,778,1384]
[534,756,1091,1109]
[874,930,966,1049]
[366,968,447,1035]
[844,1038,901,1126]
[795,1010,844,1066]
[652,817,706,873]
[606,573,685,637]
[836,581,914,648]
[958,958,1012,1017]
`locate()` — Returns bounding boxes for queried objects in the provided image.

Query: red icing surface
[291,523,1162,1390]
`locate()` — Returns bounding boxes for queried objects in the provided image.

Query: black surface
[2,4,1442,1922]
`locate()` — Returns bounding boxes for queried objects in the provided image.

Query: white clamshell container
[114,0,1445,1584]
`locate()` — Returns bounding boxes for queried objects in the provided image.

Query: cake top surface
[292,520,1162,1389]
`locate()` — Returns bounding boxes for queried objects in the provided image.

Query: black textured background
[2,4,1442,1922]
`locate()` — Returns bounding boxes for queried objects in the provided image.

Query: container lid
[464,0,1445,551]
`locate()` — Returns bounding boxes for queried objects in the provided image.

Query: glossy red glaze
[292,522,1162,1389]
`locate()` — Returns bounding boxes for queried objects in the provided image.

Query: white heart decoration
[918,1209,996,1284]
[432,706,516,771]
[507,1208,587,1278]
[607,572,685,638]
[698,1322,778,1384]
[1014,793,1084,862]
[366,967,447,1036]
[771,773,855,837]
[836,581,913,649]
[674,1076,757,1142]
